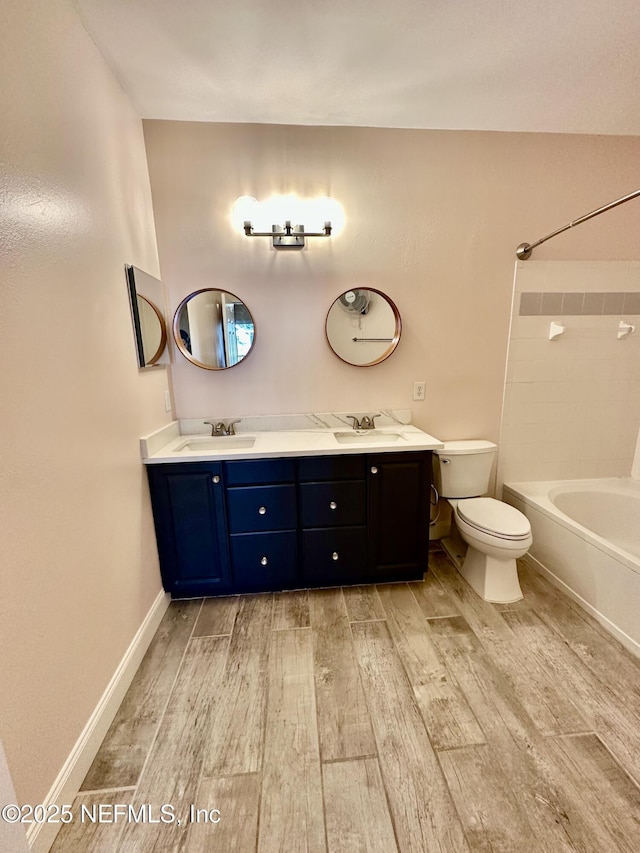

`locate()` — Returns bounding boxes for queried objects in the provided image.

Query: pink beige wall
[3,0,640,822]
[0,0,170,808]
[144,121,640,440]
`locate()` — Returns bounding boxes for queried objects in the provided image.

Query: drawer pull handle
[370,466,378,474]
[258,506,267,515]
[329,501,338,510]
[212,475,220,484]
[332,551,339,561]
[261,556,268,566]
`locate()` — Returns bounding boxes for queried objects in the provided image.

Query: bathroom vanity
[142,417,443,598]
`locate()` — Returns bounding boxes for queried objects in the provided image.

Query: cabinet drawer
[298,455,365,482]
[224,458,295,486]
[230,531,298,592]
[302,527,368,585]
[227,484,296,533]
[300,481,366,528]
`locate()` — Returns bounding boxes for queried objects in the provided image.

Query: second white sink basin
[333,430,406,445]
[176,436,256,451]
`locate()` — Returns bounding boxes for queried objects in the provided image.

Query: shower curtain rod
[516,189,640,260]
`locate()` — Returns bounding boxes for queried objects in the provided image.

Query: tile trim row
[519,291,640,316]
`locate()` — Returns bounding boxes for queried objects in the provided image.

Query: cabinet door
[367,451,431,581]
[147,464,231,598]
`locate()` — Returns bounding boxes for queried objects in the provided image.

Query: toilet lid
[457,498,531,540]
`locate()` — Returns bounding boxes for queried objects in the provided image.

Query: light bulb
[231,196,257,231]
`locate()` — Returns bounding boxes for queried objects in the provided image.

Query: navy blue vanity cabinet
[147,450,433,597]
[298,455,369,585]
[146,462,232,598]
[224,458,300,592]
[367,451,431,581]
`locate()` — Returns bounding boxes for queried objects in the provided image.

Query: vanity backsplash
[181,409,413,434]
[141,409,413,458]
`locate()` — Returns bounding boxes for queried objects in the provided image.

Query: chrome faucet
[207,421,227,436]
[204,419,241,437]
[347,413,380,430]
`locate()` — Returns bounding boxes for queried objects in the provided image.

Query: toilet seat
[456,497,531,541]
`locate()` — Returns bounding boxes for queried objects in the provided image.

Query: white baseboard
[1,741,30,852]
[28,589,170,852]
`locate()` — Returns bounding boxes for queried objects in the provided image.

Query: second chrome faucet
[347,413,380,431]
[204,419,241,436]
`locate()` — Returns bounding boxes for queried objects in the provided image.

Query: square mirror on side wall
[126,264,169,368]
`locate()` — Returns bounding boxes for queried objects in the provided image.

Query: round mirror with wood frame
[325,288,401,366]
[173,288,256,370]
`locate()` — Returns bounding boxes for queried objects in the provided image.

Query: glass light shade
[231,196,258,231]
[307,196,344,234]
[264,194,303,228]
[233,194,343,235]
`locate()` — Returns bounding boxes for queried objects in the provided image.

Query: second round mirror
[325,288,401,366]
[173,289,255,369]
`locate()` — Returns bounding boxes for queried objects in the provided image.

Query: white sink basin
[176,436,256,451]
[333,430,406,445]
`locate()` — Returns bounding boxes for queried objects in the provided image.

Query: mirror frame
[126,264,168,369]
[325,287,402,367]
[172,288,257,370]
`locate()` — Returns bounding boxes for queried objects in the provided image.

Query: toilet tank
[433,440,497,499]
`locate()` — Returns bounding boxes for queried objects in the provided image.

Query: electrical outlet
[413,381,426,401]
[164,390,172,413]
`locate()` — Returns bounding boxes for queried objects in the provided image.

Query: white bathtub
[503,478,640,658]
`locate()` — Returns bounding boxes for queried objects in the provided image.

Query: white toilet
[433,440,532,603]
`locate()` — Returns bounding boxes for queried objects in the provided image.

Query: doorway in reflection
[174,288,255,369]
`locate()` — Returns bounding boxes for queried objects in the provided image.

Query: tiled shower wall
[498,261,640,485]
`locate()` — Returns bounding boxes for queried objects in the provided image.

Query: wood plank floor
[52,549,640,852]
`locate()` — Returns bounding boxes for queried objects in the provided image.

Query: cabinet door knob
[258,506,267,515]
[261,556,268,566]
[332,551,339,561]
[370,466,378,474]
[212,475,220,484]
[329,500,338,510]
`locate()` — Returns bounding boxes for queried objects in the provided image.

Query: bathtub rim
[503,477,640,577]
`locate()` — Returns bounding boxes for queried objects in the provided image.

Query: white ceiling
[74,0,640,135]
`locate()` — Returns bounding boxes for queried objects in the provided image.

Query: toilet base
[441,538,523,604]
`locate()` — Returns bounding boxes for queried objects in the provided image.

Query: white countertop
[142,413,443,464]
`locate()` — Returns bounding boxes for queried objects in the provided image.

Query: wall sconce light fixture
[232,195,343,250]
[243,219,331,249]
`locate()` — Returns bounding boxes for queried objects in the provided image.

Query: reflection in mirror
[173,289,256,370]
[325,288,401,366]
[136,295,167,365]
[126,265,169,368]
